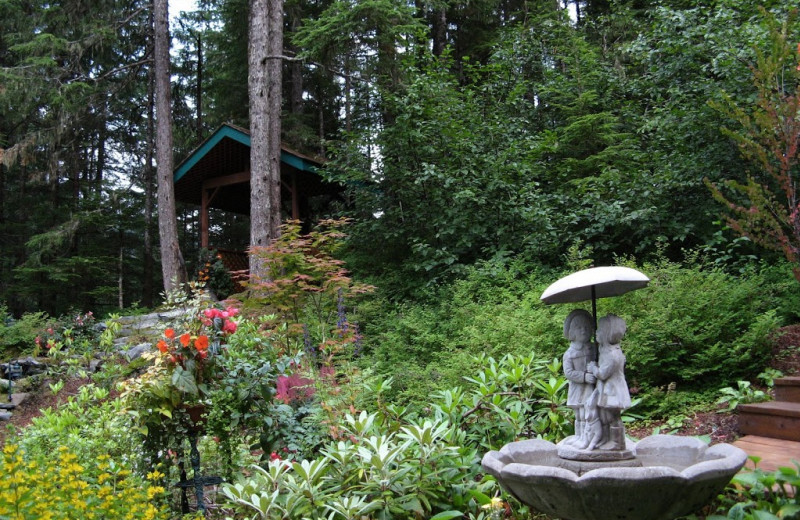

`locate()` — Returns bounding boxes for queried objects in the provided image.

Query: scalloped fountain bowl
[482,435,747,520]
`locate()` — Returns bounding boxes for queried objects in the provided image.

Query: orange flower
[157,340,168,353]
[165,328,176,339]
[194,335,209,351]
[179,333,191,347]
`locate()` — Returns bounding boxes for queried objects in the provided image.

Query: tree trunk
[118,245,124,309]
[0,163,5,225]
[196,33,204,142]
[248,0,283,278]
[143,13,156,307]
[288,12,303,119]
[431,8,447,57]
[154,0,187,293]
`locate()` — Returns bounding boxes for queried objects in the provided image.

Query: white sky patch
[169,0,199,29]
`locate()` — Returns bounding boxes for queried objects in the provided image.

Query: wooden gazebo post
[199,170,251,249]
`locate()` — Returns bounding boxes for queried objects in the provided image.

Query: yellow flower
[146,470,165,481]
[482,496,504,510]
[147,486,165,499]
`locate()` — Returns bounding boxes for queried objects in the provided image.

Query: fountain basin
[482,435,747,520]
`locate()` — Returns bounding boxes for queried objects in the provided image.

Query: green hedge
[359,256,799,409]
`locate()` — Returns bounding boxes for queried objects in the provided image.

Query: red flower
[165,328,176,339]
[269,452,281,461]
[179,333,191,347]
[157,340,169,353]
[223,320,237,334]
[194,335,209,351]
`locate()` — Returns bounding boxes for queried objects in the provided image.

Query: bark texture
[154,0,187,292]
[248,0,283,278]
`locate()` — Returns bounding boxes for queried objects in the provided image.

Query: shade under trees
[0,0,798,315]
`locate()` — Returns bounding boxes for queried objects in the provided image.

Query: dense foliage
[2,224,800,519]
[3,0,800,518]
[356,253,800,416]
[1,0,798,311]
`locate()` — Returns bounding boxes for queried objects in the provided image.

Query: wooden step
[733,435,800,473]
[738,401,800,442]
[774,376,800,403]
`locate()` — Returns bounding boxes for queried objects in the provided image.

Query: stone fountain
[482,311,747,520]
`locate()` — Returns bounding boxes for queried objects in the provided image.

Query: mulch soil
[0,376,90,447]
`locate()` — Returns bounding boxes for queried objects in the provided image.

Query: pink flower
[223,320,237,334]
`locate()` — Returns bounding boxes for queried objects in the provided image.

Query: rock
[0,411,11,421]
[16,357,47,375]
[124,343,152,361]
[0,378,8,391]
[89,359,103,372]
[9,393,29,407]
[158,308,186,321]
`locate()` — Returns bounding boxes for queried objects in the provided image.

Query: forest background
[2,0,800,342]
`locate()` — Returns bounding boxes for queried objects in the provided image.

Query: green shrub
[0,443,168,520]
[196,248,235,300]
[709,461,800,519]
[0,305,49,356]
[14,384,135,466]
[222,353,572,519]
[616,259,784,390]
[360,254,796,413]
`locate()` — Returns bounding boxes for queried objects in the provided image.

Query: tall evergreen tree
[155,0,188,292]
[248,0,284,278]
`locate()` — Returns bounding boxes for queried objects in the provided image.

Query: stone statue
[561,309,596,446]
[589,314,631,451]
[577,386,604,450]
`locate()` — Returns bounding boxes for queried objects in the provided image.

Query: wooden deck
[733,435,800,472]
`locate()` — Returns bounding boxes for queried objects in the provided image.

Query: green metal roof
[173,123,320,184]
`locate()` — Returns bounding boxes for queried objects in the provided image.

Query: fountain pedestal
[482,436,746,520]
[557,435,636,463]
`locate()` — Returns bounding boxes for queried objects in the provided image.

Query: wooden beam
[292,170,299,220]
[202,170,250,190]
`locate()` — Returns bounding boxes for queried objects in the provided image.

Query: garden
[1,220,800,520]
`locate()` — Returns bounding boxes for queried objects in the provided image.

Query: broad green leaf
[430,511,463,520]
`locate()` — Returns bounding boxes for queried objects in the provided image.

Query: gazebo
[173,123,343,254]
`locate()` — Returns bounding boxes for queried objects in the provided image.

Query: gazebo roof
[173,123,330,215]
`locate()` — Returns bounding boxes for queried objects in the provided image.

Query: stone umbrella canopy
[540,266,650,335]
